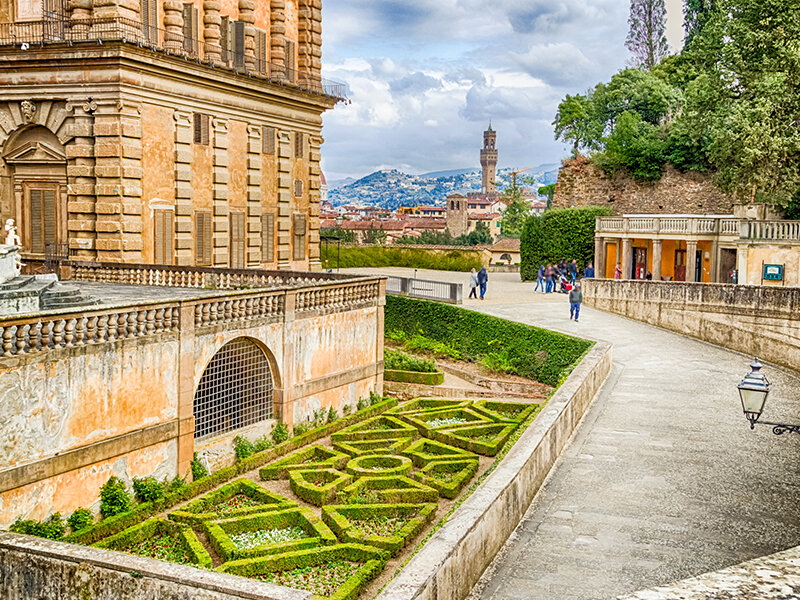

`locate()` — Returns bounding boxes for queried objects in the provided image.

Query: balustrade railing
[597,216,740,237]
[741,220,800,242]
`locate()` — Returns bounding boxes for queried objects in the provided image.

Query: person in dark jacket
[534,265,545,293]
[477,265,488,299]
[569,282,583,321]
[584,262,595,278]
[569,260,578,282]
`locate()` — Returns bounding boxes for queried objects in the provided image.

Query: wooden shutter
[191,7,199,51]
[194,113,209,145]
[154,210,174,265]
[294,132,303,158]
[233,20,245,69]
[42,189,56,250]
[229,211,245,268]
[292,213,306,260]
[261,212,274,262]
[220,16,229,63]
[294,179,303,197]
[182,3,195,52]
[285,40,295,81]
[255,29,267,73]
[29,189,43,253]
[141,0,157,43]
[195,211,212,265]
[262,126,275,154]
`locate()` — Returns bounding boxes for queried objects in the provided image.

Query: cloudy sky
[321,0,684,181]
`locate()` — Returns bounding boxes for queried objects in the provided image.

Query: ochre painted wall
[141,103,176,263]
[743,245,800,286]
[227,120,248,210]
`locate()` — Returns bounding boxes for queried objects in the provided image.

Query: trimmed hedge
[385,296,591,387]
[402,438,477,468]
[520,206,614,281]
[64,398,397,546]
[345,454,413,479]
[288,468,352,506]
[259,445,350,480]
[472,400,540,424]
[321,503,437,555]
[331,415,418,442]
[384,369,445,385]
[204,507,336,560]
[339,476,439,504]
[169,479,295,527]
[333,437,414,457]
[384,348,438,373]
[433,422,519,456]
[217,543,389,600]
[321,244,483,272]
[93,517,211,569]
[387,398,471,416]
[413,459,479,500]
[401,407,497,438]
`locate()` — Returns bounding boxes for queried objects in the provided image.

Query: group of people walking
[468,265,489,300]
[533,259,594,294]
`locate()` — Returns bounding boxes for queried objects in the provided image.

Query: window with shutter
[193,113,209,145]
[195,211,212,265]
[292,213,306,260]
[232,20,245,69]
[229,211,245,269]
[255,29,267,74]
[154,209,175,265]
[262,126,275,155]
[294,179,303,197]
[141,0,158,43]
[285,40,295,82]
[220,15,230,64]
[182,3,197,53]
[294,132,303,158]
[27,187,57,254]
[261,212,274,262]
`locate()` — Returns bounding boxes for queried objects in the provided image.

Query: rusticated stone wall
[553,156,733,215]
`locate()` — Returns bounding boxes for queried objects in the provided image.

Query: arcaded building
[0,0,342,270]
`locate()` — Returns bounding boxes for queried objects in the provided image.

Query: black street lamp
[738,358,800,436]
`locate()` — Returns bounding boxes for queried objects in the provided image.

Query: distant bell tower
[480,124,498,195]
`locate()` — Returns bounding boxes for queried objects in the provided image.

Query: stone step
[0,276,34,291]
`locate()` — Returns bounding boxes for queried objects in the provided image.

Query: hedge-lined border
[340,476,439,504]
[217,543,389,600]
[433,422,520,456]
[401,438,477,468]
[331,415,418,442]
[92,517,212,569]
[413,460,479,500]
[387,398,471,416]
[258,445,350,480]
[345,454,413,479]
[333,437,415,457]
[169,479,295,527]
[204,507,336,561]
[64,398,398,546]
[288,468,353,506]
[321,503,437,556]
[401,407,498,438]
[471,400,540,424]
[384,369,445,386]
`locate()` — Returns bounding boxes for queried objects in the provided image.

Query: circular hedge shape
[346,454,413,478]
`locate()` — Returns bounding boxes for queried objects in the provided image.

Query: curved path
[343,268,800,600]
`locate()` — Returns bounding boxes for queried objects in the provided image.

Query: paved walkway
[344,267,800,600]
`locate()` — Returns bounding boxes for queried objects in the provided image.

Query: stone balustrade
[596,215,741,238]
[740,220,800,242]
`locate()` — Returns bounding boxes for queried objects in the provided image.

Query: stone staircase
[0,276,98,315]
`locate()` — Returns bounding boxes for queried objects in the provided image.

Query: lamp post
[738,358,800,436]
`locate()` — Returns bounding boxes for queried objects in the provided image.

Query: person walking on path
[477,265,489,300]
[468,268,479,299]
[534,265,545,293]
[614,262,622,279]
[584,262,595,278]
[569,282,583,321]
[569,260,578,283]
[545,264,554,293]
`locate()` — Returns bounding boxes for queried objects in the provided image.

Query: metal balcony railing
[0,18,348,101]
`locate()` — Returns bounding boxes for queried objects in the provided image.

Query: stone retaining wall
[581,279,800,370]
[376,341,613,600]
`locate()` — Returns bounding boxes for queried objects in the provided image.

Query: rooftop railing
[596,215,741,237]
[0,17,347,100]
[740,220,800,243]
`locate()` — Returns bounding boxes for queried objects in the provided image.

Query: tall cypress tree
[625,0,669,69]
[683,0,716,45]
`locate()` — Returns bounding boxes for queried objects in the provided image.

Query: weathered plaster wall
[582,279,800,372]
[740,244,800,286]
[554,155,733,215]
[141,103,176,263]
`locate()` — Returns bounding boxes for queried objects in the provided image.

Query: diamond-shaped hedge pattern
[333,437,414,457]
[472,400,541,424]
[413,459,479,499]
[331,415,417,442]
[339,476,439,504]
[345,454,413,478]
[288,468,352,506]
[401,437,477,467]
[433,422,518,456]
[401,407,498,438]
[259,445,349,480]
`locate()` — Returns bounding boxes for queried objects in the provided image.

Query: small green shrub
[342,404,352,416]
[100,476,132,519]
[167,476,189,494]
[327,407,338,423]
[132,477,165,503]
[67,508,94,532]
[369,391,383,406]
[234,435,257,461]
[254,435,274,453]
[357,397,369,411]
[293,422,311,437]
[10,513,66,540]
[384,349,437,373]
[403,334,461,360]
[271,423,290,444]
[191,453,209,481]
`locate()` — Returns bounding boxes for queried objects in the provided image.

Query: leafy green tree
[601,111,668,180]
[320,226,355,243]
[683,0,717,45]
[553,93,603,152]
[538,184,556,209]
[459,222,493,246]
[363,227,387,245]
[498,180,532,238]
[626,0,669,69]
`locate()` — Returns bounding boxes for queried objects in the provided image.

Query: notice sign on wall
[763,264,784,281]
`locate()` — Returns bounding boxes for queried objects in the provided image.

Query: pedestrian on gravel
[534,265,545,293]
[477,265,488,299]
[569,282,583,322]
[468,268,479,299]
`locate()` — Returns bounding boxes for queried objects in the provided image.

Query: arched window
[193,338,274,440]
[450,200,454,210]
[456,201,460,210]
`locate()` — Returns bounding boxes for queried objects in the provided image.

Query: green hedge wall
[385,296,591,387]
[332,437,415,457]
[345,454,413,479]
[384,369,445,385]
[288,469,352,506]
[340,476,439,504]
[401,438,476,468]
[259,445,350,480]
[321,245,483,272]
[433,422,519,456]
[413,459,479,500]
[520,206,613,281]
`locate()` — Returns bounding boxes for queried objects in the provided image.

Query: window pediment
[4,141,67,164]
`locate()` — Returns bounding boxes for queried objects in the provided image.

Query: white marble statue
[2,219,23,277]
[5,219,20,247]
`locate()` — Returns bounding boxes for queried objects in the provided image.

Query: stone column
[270,0,287,78]
[307,134,322,270]
[621,238,632,280]
[174,110,194,265]
[709,241,719,283]
[276,129,292,269]
[246,125,262,266]
[652,239,663,281]
[239,0,256,71]
[212,118,229,266]
[594,236,604,278]
[203,0,222,63]
[65,100,97,260]
[163,0,183,52]
[686,240,698,282]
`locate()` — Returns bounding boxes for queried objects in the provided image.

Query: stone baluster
[137,311,146,335]
[239,0,256,71]
[74,317,85,345]
[163,0,183,52]
[203,0,223,63]
[64,319,76,347]
[86,316,97,343]
[96,315,108,342]
[107,313,119,341]
[145,310,156,334]
[15,324,28,355]
[2,326,14,356]
[40,322,51,349]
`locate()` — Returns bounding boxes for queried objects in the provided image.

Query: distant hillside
[329,164,560,208]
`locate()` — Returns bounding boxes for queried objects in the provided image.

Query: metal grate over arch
[193,338,273,440]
